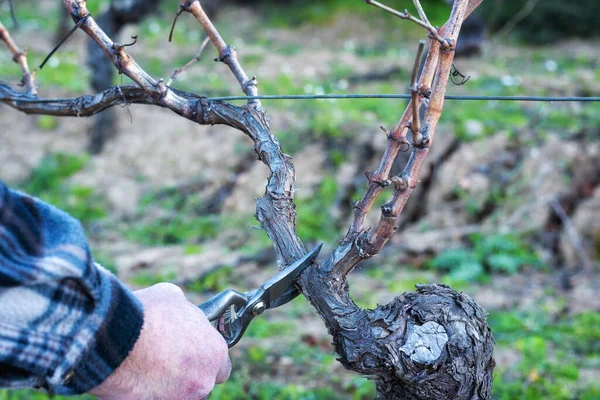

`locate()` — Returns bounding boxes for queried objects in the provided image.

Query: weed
[444,101,529,142]
[427,233,539,281]
[260,73,302,96]
[137,56,166,79]
[552,312,600,355]
[84,0,111,16]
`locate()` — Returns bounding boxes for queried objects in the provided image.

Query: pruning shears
[198,244,322,348]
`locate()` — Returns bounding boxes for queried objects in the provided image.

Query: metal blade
[261,244,322,307]
[269,285,301,309]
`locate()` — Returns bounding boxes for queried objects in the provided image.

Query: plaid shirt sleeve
[0,180,144,395]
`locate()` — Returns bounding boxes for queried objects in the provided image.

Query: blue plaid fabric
[0,180,144,395]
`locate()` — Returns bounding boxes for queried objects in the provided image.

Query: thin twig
[342,39,441,246]
[338,0,472,275]
[365,0,450,49]
[412,0,431,27]
[39,14,88,69]
[182,0,260,106]
[409,40,425,144]
[168,7,184,43]
[0,21,36,95]
[167,35,210,86]
[60,0,202,117]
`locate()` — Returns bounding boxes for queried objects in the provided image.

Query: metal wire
[207,94,600,102]
[4,91,599,104]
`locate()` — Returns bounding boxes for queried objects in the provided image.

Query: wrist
[59,267,144,395]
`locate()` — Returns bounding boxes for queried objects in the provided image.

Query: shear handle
[199,289,248,321]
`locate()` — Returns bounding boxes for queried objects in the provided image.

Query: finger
[215,355,232,384]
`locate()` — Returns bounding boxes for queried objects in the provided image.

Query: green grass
[18,153,106,223]
[123,189,221,246]
[490,310,600,400]
[0,390,92,400]
[211,322,377,400]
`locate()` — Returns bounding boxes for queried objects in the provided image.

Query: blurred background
[0,0,599,398]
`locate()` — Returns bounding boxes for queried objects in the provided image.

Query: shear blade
[262,244,322,307]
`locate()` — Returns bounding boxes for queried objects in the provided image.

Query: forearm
[0,180,144,394]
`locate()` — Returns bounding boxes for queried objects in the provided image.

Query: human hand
[89,283,231,400]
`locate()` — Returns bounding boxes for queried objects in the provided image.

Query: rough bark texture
[0,1,495,398]
[297,1,495,398]
[302,273,495,399]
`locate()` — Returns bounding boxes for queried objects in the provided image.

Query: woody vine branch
[0,1,493,397]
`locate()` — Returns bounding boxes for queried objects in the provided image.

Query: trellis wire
[207,94,600,102]
[4,93,599,104]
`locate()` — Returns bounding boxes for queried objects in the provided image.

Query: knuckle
[153,282,184,296]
